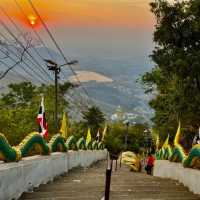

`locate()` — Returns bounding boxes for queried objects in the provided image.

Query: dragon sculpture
[92,141,98,150]
[66,136,77,150]
[121,151,141,172]
[98,142,104,150]
[0,133,21,162]
[48,134,67,152]
[0,132,105,162]
[156,122,200,169]
[86,141,93,150]
[77,137,86,150]
[18,132,50,157]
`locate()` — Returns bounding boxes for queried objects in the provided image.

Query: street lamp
[144,129,152,153]
[123,119,130,150]
[44,59,78,130]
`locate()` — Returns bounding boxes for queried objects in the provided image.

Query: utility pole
[44,59,78,131]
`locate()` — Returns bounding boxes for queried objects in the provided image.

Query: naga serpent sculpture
[156,123,200,169]
[0,132,104,162]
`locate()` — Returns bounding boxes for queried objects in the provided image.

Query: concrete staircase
[20,161,200,200]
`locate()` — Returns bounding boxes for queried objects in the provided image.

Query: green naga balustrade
[98,142,104,150]
[77,137,86,150]
[0,133,21,162]
[0,131,105,163]
[66,135,77,150]
[48,134,68,152]
[169,145,186,162]
[155,148,161,160]
[86,141,93,150]
[156,143,200,169]
[156,143,186,162]
[92,141,98,150]
[18,132,50,157]
[163,146,172,160]
[183,144,200,169]
[156,146,171,160]
[155,122,200,169]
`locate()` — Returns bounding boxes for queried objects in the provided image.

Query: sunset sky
[0,0,175,114]
[0,0,162,80]
[0,0,154,27]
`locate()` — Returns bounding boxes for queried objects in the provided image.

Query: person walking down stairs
[145,152,155,175]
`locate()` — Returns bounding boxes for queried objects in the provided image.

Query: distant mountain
[0,46,154,123]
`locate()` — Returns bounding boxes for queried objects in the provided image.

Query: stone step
[20,161,200,200]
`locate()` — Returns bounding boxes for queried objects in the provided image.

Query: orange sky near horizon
[0,0,155,29]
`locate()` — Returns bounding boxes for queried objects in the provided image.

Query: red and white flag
[37,97,48,138]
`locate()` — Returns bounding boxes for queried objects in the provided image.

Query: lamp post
[44,59,78,130]
[123,120,130,150]
[144,129,152,154]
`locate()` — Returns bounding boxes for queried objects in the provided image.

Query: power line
[13,0,70,82]
[0,21,50,83]
[27,0,94,105]
[0,59,31,82]
[0,47,44,83]
[0,33,48,83]
[14,0,54,60]
[0,6,53,83]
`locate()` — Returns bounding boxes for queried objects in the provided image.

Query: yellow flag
[86,128,92,143]
[156,134,160,151]
[174,122,181,146]
[60,112,68,139]
[162,135,169,148]
[102,124,107,141]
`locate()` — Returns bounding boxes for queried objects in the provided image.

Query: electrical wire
[0,59,31,82]
[0,21,50,83]
[27,0,94,106]
[0,7,53,83]
[0,8,53,83]
[13,0,68,82]
[0,47,44,83]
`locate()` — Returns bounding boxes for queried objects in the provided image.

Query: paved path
[20,161,200,200]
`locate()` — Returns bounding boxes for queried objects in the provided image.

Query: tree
[142,0,200,143]
[82,106,105,137]
[104,122,150,156]
[0,81,73,145]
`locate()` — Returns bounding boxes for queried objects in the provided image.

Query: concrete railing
[0,150,107,200]
[153,160,200,195]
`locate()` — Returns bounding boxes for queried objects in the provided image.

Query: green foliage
[69,121,87,139]
[82,106,105,137]
[127,124,150,151]
[103,123,124,156]
[0,81,73,145]
[142,0,200,141]
[104,122,149,157]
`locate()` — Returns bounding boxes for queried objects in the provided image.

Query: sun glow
[27,14,37,26]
